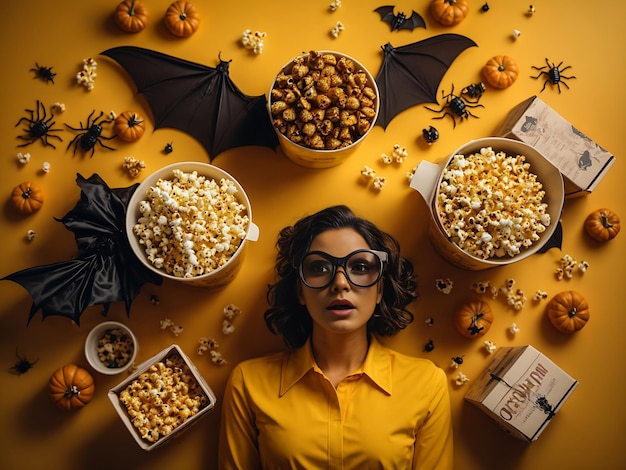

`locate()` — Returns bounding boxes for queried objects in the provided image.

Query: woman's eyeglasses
[298,249,387,289]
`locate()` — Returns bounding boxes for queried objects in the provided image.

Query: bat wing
[375,34,478,129]
[2,173,162,325]
[374,6,425,31]
[101,46,278,161]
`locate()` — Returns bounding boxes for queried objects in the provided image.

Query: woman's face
[297,228,383,338]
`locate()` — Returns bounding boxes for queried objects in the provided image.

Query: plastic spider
[10,349,39,375]
[15,100,63,149]
[65,110,116,157]
[425,85,484,128]
[531,58,576,93]
[31,62,56,84]
[461,82,486,103]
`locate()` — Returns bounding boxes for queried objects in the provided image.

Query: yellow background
[1,1,624,469]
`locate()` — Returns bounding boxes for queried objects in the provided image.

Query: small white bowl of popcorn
[411,137,565,270]
[268,50,379,169]
[125,162,259,288]
[85,321,137,375]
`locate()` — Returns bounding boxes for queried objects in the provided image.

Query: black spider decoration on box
[462,82,486,103]
[531,58,576,93]
[15,100,63,149]
[31,63,56,84]
[10,349,39,375]
[65,110,116,157]
[425,84,484,128]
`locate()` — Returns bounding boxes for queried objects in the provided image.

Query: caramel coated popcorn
[270,51,377,150]
[437,147,550,260]
[118,353,210,443]
[133,169,249,278]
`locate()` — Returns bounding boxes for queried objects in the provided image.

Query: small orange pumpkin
[164,1,200,38]
[114,111,146,142]
[48,364,95,411]
[546,291,590,334]
[482,55,519,89]
[430,0,470,26]
[584,208,620,242]
[11,181,44,214]
[454,299,494,338]
[114,0,150,33]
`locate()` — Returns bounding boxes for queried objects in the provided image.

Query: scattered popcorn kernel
[241,29,266,54]
[51,102,66,113]
[435,278,454,294]
[512,29,521,39]
[372,175,386,191]
[76,58,98,91]
[223,304,241,320]
[533,290,548,301]
[26,229,36,241]
[41,161,51,173]
[527,5,535,15]
[330,21,344,38]
[425,317,434,327]
[330,0,342,11]
[123,156,146,178]
[484,340,497,354]
[509,323,520,335]
[381,153,393,165]
[455,372,470,386]
[392,144,408,163]
[170,325,183,336]
[210,350,228,365]
[578,260,589,273]
[361,166,376,179]
[222,320,235,335]
[17,152,31,164]
[555,268,564,280]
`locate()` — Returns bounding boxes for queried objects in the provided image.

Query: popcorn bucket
[268,50,379,169]
[126,162,259,287]
[410,137,564,270]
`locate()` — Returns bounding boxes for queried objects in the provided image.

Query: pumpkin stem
[179,12,188,20]
[568,307,577,318]
[21,188,33,199]
[468,313,485,335]
[127,114,144,127]
[129,0,136,15]
[600,213,614,229]
[64,385,81,398]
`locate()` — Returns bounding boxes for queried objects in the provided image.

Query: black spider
[462,82,486,102]
[425,85,483,128]
[423,339,435,352]
[163,142,174,154]
[451,356,464,366]
[531,58,576,93]
[15,100,63,149]
[10,349,39,375]
[31,62,56,84]
[422,126,439,144]
[65,110,116,157]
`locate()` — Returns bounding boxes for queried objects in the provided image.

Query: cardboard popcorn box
[497,96,615,197]
[464,345,578,442]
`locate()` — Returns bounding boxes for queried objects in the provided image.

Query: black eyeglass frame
[297,249,388,289]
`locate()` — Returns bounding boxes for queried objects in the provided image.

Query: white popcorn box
[497,95,615,198]
[108,344,217,451]
[464,345,578,442]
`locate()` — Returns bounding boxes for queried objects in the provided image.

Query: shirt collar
[279,336,393,396]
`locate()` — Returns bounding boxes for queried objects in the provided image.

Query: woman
[218,205,453,469]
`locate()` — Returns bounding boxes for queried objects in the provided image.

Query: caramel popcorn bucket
[410,137,564,270]
[268,50,379,169]
[125,162,259,287]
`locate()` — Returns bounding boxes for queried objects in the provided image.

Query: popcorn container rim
[410,137,565,270]
[268,49,380,169]
[84,320,138,376]
[125,161,259,288]
[107,344,217,451]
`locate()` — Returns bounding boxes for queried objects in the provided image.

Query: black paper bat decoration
[375,6,426,31]
[100,46,278,161]
[2,174,162,325]
[374,34,478,129]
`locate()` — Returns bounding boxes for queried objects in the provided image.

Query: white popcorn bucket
[410,137,564,270]
[268,50,380,169]
[126,162,259,287]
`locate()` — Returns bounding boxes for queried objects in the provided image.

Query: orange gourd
[546,291,590,334]
[48,364,95,411]
[454,299,493,338]
[482,55,519,89]
[584,208,620,242]
[114,0,150,33]
[11,181,44,214]
[164,1,200,38]
[430,0,470,26]
[114,111,146,142]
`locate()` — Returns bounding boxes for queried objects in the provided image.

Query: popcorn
[450,356,464,369]
[96,327,134,369]
[512,29,521,39]
[241,29,266,54]
[484,340,497,354]
[170,325,184,336]
[41,161,51,173]
[223,304,241,320]
[17,152,31,164]
[392,144,408,163]
[437,147,549,260]
[76,58,98,91]
[372,175,386,191]
[51,102,65,113]
[455,372,470,386]
[133,169,250,278]
[509,323,520,335]
[118,353,210,443]
[160,318,174,330]
[222,320,235,335]
[330,21,344,38]
[329,0,342,11]
[26,229,36,241]
[533,290,548,301]
[361,165,376,179]
[123,156,146,178]
[210,350,228,365]
[435,278,454,294]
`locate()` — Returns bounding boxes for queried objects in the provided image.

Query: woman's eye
[309,261,331,274]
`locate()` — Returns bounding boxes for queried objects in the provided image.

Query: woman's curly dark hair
[264,205,417,348]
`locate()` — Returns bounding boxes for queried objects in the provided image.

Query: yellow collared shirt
[218,336,453,469]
